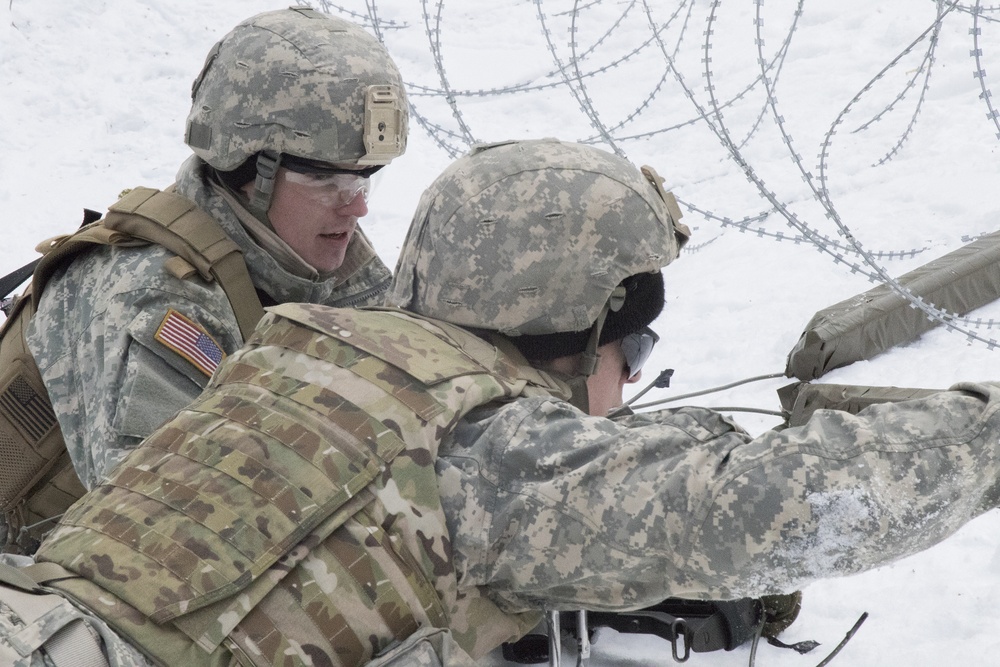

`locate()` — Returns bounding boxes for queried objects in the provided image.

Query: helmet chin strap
[563,375,591,414]
[577,284,627,377]
[249,150,281,219]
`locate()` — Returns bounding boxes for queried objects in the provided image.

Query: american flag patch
[154,309,225,377]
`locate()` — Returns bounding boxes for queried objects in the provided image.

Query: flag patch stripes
[154,309,225,377]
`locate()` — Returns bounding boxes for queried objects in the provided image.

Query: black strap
[1,209,103,302]
[584,597,763,654]
[0,258,40,301]
[501,598,765,664]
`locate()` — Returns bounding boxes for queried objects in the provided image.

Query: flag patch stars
[154,309,225,377]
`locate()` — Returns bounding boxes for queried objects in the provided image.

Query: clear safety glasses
[280,156,382,208]
[620,326,659,379]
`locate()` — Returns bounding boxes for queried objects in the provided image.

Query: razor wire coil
[327,0,1000,347]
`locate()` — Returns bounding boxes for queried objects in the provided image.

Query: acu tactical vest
[0,187,263,553]
[35,304,564,666]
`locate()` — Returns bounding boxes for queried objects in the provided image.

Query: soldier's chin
[311,234,352,272]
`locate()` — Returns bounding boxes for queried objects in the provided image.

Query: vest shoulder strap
[29,222,131,308]
[30,187,263,339]
[103,187,264,338]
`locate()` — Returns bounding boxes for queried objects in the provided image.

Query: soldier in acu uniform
[23,7,408,491]
[4,139,1000,666]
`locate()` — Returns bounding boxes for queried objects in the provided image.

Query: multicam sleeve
[446,383,1000,612]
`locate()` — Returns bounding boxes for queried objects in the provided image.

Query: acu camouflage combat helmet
[387,139,690,342]
[185,7,408,171]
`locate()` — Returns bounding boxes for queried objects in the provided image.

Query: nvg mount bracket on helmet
[359,85,407,165]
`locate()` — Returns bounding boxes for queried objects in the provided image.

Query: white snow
[3,0,1000,664]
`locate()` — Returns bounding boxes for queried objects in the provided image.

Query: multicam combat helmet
[185,6,408,207]
[387,139,691,343]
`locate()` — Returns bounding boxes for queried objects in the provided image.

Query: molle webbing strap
[0,560,43,592]
[103,187,264,339]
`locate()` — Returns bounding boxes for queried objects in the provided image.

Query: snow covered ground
[3,1,1000,664]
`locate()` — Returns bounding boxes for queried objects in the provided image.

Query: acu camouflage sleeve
[438,382,1000,612]
[100,293,239,482]
[27,243,243,488]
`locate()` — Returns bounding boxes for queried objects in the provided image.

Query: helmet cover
[387,139,690,336]
[185,7,408,170]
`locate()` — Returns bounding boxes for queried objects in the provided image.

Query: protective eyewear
[620,326,659,379]
[280,156,382,208]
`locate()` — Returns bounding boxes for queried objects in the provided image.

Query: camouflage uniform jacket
[24,156,392,488]
[24,302,1000,666]
[440,381,1000,609]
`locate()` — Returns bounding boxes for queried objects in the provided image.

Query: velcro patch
[154,309,225,377]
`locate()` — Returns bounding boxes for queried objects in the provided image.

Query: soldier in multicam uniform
[4,138,1000,667]
[23,7,408,490]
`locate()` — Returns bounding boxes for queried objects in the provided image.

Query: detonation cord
[610,370,787,418]
[748,611,868,667]
[8,513,66,553]
[699,406,786,417]
[747,619,765,667]
[812,612,868,667]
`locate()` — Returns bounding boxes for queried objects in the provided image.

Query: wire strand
[627,371,787,411]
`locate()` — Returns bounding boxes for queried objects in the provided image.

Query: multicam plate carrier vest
[35,303,564,666]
